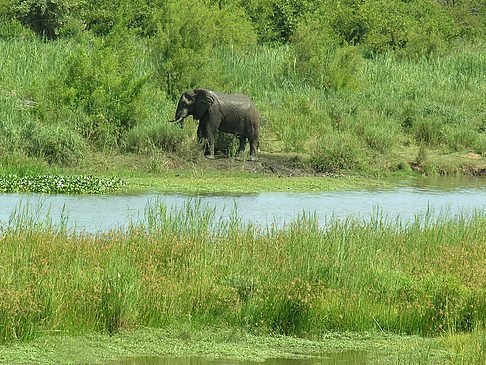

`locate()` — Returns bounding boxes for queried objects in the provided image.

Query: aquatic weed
[0,174,126,194]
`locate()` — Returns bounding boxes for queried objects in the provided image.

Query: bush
[310,130,366,172]
[291,14,363,90]
[290,11,336,88]
[10,0,68,39]
[214,131,239,157]
[412,117,444,147]
[442,125,479,152]
[292,0,462,58]
[21,122,88,166]
[122,120,187,154]
[152,0,257,99]
[0,18,36,40]
[362,120,395,154]
[327,46,364,91]
[53,28,148,148]
[77,0,159,37]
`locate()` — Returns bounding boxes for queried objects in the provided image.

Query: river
[1,177,486,233]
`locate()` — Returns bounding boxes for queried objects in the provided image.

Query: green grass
[2,202,486,345]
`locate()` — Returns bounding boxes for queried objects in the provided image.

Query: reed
[1,202,486,343]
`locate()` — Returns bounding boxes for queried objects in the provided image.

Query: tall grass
[1,202,486,343]
[1,34,485,171]
[214,43,486,170]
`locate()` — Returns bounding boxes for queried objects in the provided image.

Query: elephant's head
[169,89,214,126]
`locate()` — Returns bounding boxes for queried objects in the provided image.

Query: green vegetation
[1,1,486,362]
[0,174,125,194]
[0,327,453,364]
[124,169,394,193]
[0,0,485,176]
[1,202,486,362]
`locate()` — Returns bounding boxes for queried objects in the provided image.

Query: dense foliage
[0,0,485,172]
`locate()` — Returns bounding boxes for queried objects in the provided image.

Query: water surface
[1,177,486,233]
[106,353,367,365]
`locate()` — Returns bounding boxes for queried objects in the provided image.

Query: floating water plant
[0,174,126,194]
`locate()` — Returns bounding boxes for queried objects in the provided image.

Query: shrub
[327,45,364,91]
[310,130,366,172]
[214,131,239,158]
[21,122,88,166]
[291,13,363,90]
[122,120,187,154]
[362,120,395,154]
[292,0,462,58]
[152,0,257,99]
[442,125,478,152]
[0,18,36,40]
[290,11,336,88]
[53,28,148,148]
[10,0,68,39]
[77,0,159,36]
[412,117,444,146]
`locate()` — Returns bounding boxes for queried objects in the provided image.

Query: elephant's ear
[194,89,214,120]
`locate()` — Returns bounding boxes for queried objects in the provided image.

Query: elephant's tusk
[169,117,185,128]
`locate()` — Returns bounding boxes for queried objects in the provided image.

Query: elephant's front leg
[206,129,216,159]
[198,121,215,159]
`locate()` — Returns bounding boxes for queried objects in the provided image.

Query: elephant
[169,89,261,160]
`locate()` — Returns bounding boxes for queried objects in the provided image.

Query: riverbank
[7,149,486,195]
[2,152,399,194]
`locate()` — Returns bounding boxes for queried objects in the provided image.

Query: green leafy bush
[122,120,187,154]
[77,0,160,36]
[291,12,363,90]
[310,130,366,172]
[362,120,395,154]
[152,0,257,99]
[214,131,239,158]
[0,18,36,40]
[290,11,336,88]
[292,0,462,57]
[10,0,68,39]
[54,29,148,148]
[21,122,89,166]
[412,117,444,147]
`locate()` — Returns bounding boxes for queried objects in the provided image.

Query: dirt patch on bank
[201,152,486,177]
[194,153,334,177]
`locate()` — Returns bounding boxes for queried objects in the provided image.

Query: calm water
[1,177,486,233]
[106,353,367,365]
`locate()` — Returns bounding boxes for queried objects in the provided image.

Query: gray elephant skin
[169,89,261,160]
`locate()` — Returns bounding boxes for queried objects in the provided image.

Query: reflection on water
[1,177,486,233]
[106,353,368,365]
[405,176,486,192]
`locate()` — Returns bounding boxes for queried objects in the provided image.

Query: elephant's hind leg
[249,138,258,161]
